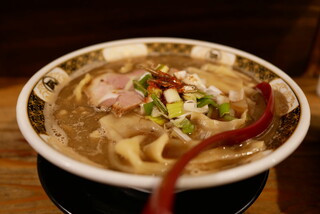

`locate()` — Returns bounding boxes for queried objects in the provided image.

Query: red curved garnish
[142,82,274,214]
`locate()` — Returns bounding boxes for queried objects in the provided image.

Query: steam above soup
[45,55,275,176]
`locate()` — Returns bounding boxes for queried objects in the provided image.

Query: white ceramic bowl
[16,38,310,191]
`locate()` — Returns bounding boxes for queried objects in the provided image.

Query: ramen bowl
[16,37,310,191]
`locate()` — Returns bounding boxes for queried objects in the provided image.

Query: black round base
[37,156,268,214]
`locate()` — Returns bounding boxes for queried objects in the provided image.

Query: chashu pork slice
[85,69,146,116]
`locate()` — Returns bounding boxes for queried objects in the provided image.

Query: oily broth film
[44,55,276,175]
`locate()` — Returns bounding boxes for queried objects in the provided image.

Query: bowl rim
[16,37,311,190]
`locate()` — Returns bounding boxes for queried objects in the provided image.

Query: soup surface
[45,55,277,176]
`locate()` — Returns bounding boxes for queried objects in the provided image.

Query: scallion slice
[133,80,148,97]
[222,114,236,121]
[156,64,169,73]
[164,88,181,103]
[166,101,184,119]
[180,118,195,134]
[151,94,168,115]
[143,102,154,116]
[183,93,197,102]
[171,117,194,134]
[146,116,167,125]
[197,95,218,108]
[139,73,152,88]
[218,102,230,117]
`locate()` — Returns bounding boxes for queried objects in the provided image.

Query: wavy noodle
[186,140,266,175]
[100,109,254,175]
[113,135,172,175]
[190,111,248,140]
[143,133,174,163]
[188,64,243,94]
[107,141,136,173]
[99,113,165,142]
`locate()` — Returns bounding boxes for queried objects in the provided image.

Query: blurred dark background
[0,0,319,77]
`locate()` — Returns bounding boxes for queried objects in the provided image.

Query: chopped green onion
[146,116,167,125]
[183,93,197,102]
[184,100,209,113]
[202,95,214,99]
[195,91,207,98]
[183,91,205,102]
[197,96,218,108]
[164,88,181,103]
[143,102,154,116]
[133,80,148,97]
[171,117,185,127]
[172,127,192,142]
[222,114,236,121]
[151,106,163,117]
[166,101,184,119]
[180,118,195,134]
[156,64,169,73]
[218,102,237,120]
[171,117,195,134]
[218,102,230,117]
[139,73,152,88]
[151,94,168,115]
